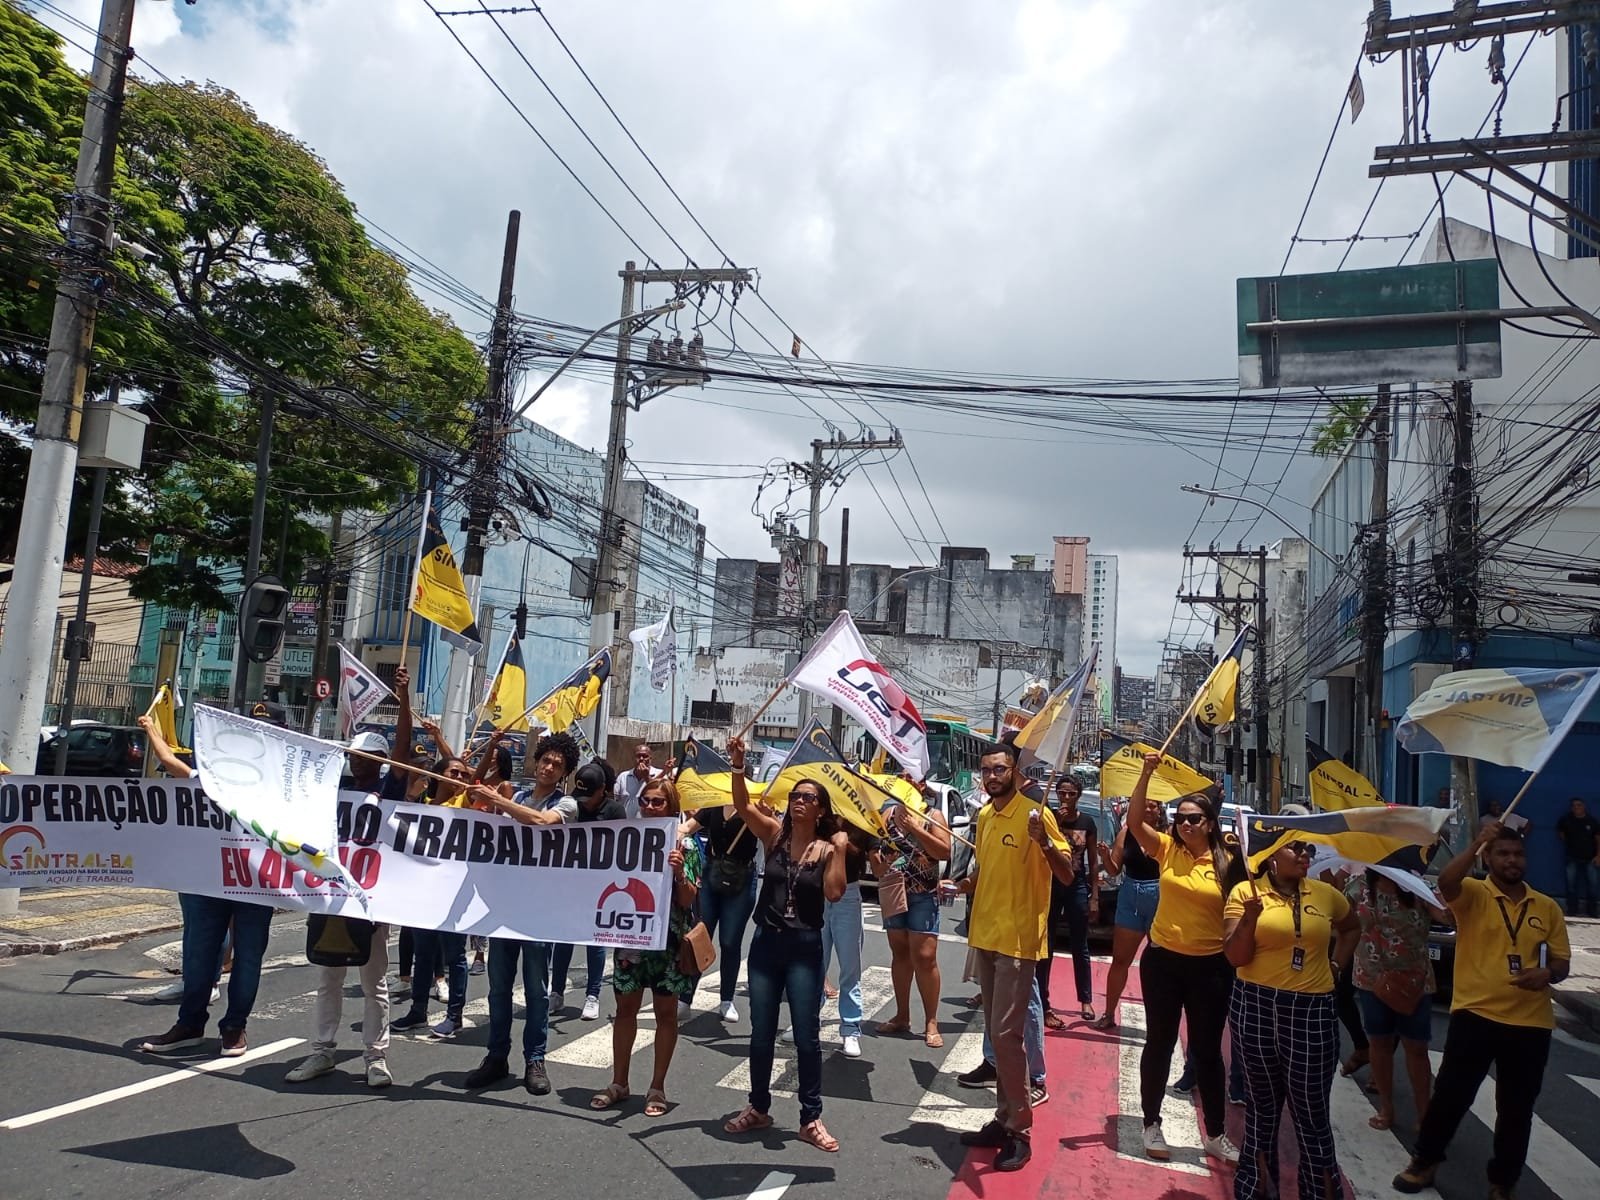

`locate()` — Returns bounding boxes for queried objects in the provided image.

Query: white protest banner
[0,777,675,949]
[191,704,356,895]
[628,593,677,693]
[790,609,931,778]
[338,644,392,737]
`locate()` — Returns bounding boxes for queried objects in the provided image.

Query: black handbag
[706,824,753,896]
[305,914,376,967]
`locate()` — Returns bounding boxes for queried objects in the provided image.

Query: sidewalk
[1554,913,1600,1040]
[0,886,182,958]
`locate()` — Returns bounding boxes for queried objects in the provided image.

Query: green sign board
[1237,259,1501,388]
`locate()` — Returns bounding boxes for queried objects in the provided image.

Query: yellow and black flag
[675,739,759,812]
[1100,734,1213,801]
[530,648,611,734]
[1306,739,1384,812]
[485,637,530,731]
[1192,626,1249,742]
[768,720,893,839]
[1243,806,1451,875]
[149,682,188,754]
[410,492,482,655]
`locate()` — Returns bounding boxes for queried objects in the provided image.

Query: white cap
[349,731,390,756]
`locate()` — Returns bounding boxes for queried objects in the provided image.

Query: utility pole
[1254,544,1271,812]
[230,386,278,709]
[302,510,342,734]
[589,262,752,758]
[829,507,850,747]
[1355,385,1392,778]
[0,0,135,799]
[1447,378,1480,827]
[795,429,903,727]
[443,211,519,750]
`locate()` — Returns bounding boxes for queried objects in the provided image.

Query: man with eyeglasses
[950,741,1075,1172]
[461,731,580,1097]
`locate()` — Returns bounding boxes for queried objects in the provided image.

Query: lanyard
[1289,887,1303,941]
[1495,895,1531,948]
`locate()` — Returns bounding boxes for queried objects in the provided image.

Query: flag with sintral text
[767,720,891,837]
[1306,739,1384,812]
[191,704,362,899]
[790,610,930,779]
[484,637,530,731]
[337,645,392,738]
[410,491,482,655]
[1015,645,1098,772]
[1242,806,1452,876]
[1100,735,1213,801]
[1394,666,1600,772]
[1192,626,1249,742]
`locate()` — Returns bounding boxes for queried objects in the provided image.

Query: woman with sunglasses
[1128,752,1247,1165]
[1224,839,1360,1200]
[591,778,701,1116]
[723,735,850,1153]
[1092,801,1167,1031]
[390,757,474,1037]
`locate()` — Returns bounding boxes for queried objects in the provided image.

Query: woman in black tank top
[722,735,849,1153]
[1093,802,1168,1031]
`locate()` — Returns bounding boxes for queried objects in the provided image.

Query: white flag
[191,704,360,897]
[1015,645,1098,771]
[337,644,392,738]
[790,610,930,779]
[628,593,677,693]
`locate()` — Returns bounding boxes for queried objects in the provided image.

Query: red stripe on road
[946,958,1355,1200]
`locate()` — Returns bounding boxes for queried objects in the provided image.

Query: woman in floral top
[592,778,702,1116]
[1345,870,1450,1131]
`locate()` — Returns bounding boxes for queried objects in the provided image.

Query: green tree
[1311,396,1372,458]
[0,7,482,611]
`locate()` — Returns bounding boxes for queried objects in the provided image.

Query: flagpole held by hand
[733,677,790,742]
[1498,771,1541,821]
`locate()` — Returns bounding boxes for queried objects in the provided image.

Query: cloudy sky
[46,0,1563,673]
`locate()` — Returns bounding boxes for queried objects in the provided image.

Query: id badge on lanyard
[1289,889,1306,972]
[1497,896,1530,976]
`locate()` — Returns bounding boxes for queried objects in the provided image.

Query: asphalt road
[2,904,1597,1200]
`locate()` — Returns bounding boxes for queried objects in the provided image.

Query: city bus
[860,716,983,792]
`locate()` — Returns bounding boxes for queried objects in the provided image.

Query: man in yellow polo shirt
[1394,820,1569,1199]
[950,740,1074,1172]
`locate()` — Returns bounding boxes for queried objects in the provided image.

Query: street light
[513,301,684,420]
[1179,484,1342,566]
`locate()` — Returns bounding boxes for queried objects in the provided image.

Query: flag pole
[1158,686,1205,759]
[1498,771,1540,821]
[733,678,790,741]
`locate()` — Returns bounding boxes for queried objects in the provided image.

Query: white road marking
[0,1037,305,1132]
[110,953,313,1000]
[1327,1071,1420,1200]
[1572,1073,1600,1101]
[1427,1049,1594,1199]
[906,1026,991,1131]
[744,1170,795,1200]
[1114,1000,1209,1175]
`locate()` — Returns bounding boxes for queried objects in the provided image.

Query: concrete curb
[1554,987,1600,1040]
[0,917,184,960]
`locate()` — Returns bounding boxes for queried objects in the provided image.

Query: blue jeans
[486,937,552,1064]
[747,925,824,1122]
[405,930,468,1021]
[984,972,1046,1085]
[177,893,274,1034]
[819,882,864,1037]
[550,942,605,999]
[1565,859,1600,914]
[700,869,757,1003]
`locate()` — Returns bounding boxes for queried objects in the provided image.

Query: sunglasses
[444,769,470,780]
[790,790,823,804]
[1282,841,1314,856]
[1173,812,1208,826]
[978,765,1013,777]
[638,794,670,809]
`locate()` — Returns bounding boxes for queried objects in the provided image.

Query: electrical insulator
[1488,33,1506,84]
[688,331,705,367]
[1452,1,1477,22]
[668,334,685,364]
[646,335,664,364]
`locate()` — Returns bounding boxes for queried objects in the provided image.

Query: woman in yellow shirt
[1128,753,1247,1165]
[1223,840,1359,1200]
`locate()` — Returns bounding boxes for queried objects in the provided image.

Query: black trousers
[1414,1009,1552,1189]
[1139,944,1233,1138]
[1334,959,1369,1054]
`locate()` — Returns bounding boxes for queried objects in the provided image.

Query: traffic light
[239,574,290,663]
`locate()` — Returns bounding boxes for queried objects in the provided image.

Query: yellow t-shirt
[1448,876,1569,1029]
[969,796,1070,961]
[1224,878,1349,994]
[1149,835,1229,956]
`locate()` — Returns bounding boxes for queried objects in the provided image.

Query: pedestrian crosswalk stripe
[906,1027,990,1131]
[1115,1000,1209,1175]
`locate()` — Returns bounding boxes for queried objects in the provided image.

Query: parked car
[37,723,146,777]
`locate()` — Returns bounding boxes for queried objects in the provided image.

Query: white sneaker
[720,1001,739,1023]
[365,1059,393,1089]
[431,979,448,1002]
[842,1035,862,1058]
[1201,1132,1240,1165]
[1143,1122,1172,1161]
[209,985,221,1004]
[550,990,565,1014]
[430,1017,459,1039]
[780,1026,796,1044]
[285,1051,337,1083]
[581,995,601,1021]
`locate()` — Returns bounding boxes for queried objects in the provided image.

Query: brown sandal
[1043,1010,1066,1030]
[724,1105,773,1134]
[799,1118,839,1153]
[589,1082,630,1110]
[644,1088,669,1117]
